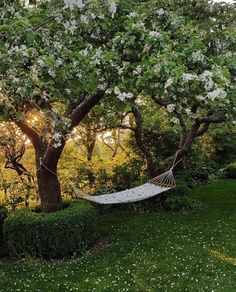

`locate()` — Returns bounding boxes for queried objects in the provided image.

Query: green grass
[1,179,236,291]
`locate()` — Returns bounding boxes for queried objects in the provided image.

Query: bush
[0,205,7,245]
[167,180,190,196]
[3,201,98,259]
[225,163,236,179]
[112,158,144,190]
[180,161,219,188]
[164,195,203,211]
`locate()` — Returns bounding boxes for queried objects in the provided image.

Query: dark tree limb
[14,120,44,150]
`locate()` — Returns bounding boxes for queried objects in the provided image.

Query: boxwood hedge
[3,201,98,258]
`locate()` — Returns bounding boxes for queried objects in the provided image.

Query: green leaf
[0,25,10,33]
[25,32,36,45]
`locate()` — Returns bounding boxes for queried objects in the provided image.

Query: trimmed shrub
[225,163,236,179]
[3,201,98,259]
[0,205,7,245]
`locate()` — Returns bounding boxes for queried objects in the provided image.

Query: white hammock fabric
[71,169,176,205]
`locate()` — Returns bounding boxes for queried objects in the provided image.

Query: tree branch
[69,92,103,129]
[197,115,226,124]
[195,122,210,137]
[151,95,168,107]
[64,93,87,117]
[14,120,44,150]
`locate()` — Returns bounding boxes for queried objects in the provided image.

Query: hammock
[40,152,181,205]
[70,168,176,205]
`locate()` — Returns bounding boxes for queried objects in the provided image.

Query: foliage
[3,201,98,258]
[224,162,236,179]
[168,179,190,196]
[211,125,236,164]
[111,158,145,190]
[164,195,203,211]
[174,147,220,187]
[0,204,7,245]
[59,142,143,196]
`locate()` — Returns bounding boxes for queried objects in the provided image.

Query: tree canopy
[0,0,235,212]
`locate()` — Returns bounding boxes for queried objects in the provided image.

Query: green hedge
[3,201,98,258]
[0,205,7,245]
[225,163,236,179]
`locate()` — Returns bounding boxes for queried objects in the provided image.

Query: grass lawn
[0,179,236,291]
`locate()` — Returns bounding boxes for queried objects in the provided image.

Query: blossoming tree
[0,0,124,212]
[0,0,235,211]
[108,0,236,172]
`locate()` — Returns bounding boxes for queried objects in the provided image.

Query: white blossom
[167,104,176,113]
[192,51,204,63]
[76,0,85,9]
[149,31,162,37]
[80,15,89,24]
[182,73,197,82]
[37,59,45,67]
[156,8,165,16]
[54,42,63,50]
[200,70,213,79]
[56,59,63,67]
[114,87,133,101]
[117,92,134,101]
[129,12,137,17]
[98,83,107,90]
[64,0,84,10]
[196,95,206,101]
[154,64,161,74]
[55,14,63,24]
[48,68,56,77]
[114,86,121,96]
[64,20,77,34]
[165,78,173,89]
[207,88,227,100]
[105,88,112,94]
[170,117,179,124]
[133,65,142,75]
[79,48,89,56]
[185,108,192,116]
[109,1,117,18]
[52,132,62,148]
[132,21,145,30]
[76,69,83,78]
[200,70,214,90]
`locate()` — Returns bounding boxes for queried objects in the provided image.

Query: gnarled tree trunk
[37,167,62,213]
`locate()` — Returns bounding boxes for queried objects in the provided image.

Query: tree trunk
[37,167,62,213]
[87,140,96,161]
[35,147,63,213]
[131,106,156,178]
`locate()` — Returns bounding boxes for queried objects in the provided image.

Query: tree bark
[131,106,156,178]
[37,165,62,213]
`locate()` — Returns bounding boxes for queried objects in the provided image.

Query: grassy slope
[0,179,236,291]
